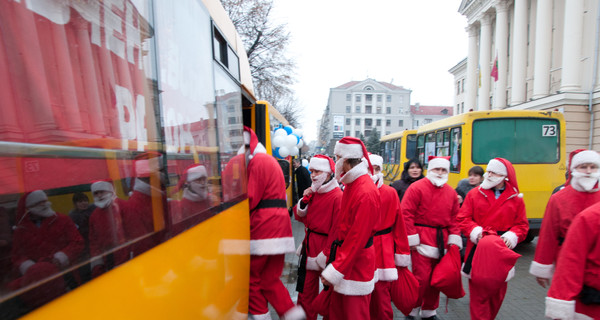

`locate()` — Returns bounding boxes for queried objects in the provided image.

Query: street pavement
[271,216,548,319]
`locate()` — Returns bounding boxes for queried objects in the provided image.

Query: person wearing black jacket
[294,158,312,205]
[390,158,424,202]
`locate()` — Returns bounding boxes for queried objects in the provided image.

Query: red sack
[312,287,332,317]
[471,234,521,300]
[430,245,465,299]
[391,266,420,315]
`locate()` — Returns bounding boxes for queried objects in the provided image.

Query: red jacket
[530,185,600,279]
[374,184,403,281]
[401,178,462,259]
[88,199,129,272]
[545,202,600,319]
[321,164,380,296]
[248,152,294,255]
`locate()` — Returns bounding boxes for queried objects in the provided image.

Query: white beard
[334,159,344,182]
[311,173,328,192]
[29,202,55,218]
[371,172,384,188]
[184,182,208,201]
[427,171,448,187]
[94,193,116,209]
[571,171,600,192]
[480,172,505,190]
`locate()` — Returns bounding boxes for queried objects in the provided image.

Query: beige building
[454,0,600,153]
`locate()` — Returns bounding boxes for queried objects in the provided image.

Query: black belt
[374,227,393,237]
[323,236,374,291]
[558,236,565,246]
[255,199,287,210]
[296,228,328,293]
[462,230,508,275]
[415,223,447,259]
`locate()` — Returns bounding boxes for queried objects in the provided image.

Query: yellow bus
[414,110,566,240]
[0,0,279,318]
[380,130,418,185]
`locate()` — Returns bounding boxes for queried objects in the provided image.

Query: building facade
[448,58,467,115]
[455,0,600,152]
[411,104,454,128]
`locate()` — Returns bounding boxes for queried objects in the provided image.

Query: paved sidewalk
[271,216,548,319]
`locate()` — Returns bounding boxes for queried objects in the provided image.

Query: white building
[448,58,467,115]
[453,0,600,152]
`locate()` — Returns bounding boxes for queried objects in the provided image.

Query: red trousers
[249,254,295,317]
[329,291,371,320]
[297,269,320,320]
[468,279,507,320]
[370,281,393,320]
[411,252,441,314]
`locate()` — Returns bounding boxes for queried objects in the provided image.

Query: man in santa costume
[401,156,462,320]
[368,153,411,320]
[319,137,380,320]
[457,158,529,320]
[530,149,600,288]
[10,190,84,306]
[545,201,600,319]
[294,154,342,320]
[244,127,305,320]
[88,181,130,277]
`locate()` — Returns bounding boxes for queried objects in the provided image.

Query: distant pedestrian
[294,158,312,206]
[455,165,484,205]
[391,159,424,202]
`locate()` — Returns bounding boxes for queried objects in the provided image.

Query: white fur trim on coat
[340,161,368,185]
[416,243,442,259]
[90,256,104,269]
[316,251,327,269]
[321,264,345,287]
[306,256,321,271]
[377,267,399,282]
[250,237,295,255]
[395,253,411,267]
[283,305,306,320]
[421,309,437,318]
[407,233,420,247]
[500,231,518,249]
[529,261,555,279]
[250,312,273,320]
[317,178,339,193]
[505,266,516,282]
[53,251,69,267]
[296,202,308,217]
[19,260,35,275]
[447,234,463,249]
[545,297,575,320]
[332,271,377,296]
[295,244,302,257]
[218,240,250,255]
[470,226,483,244]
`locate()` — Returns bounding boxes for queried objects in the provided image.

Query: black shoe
[421,316,439,320]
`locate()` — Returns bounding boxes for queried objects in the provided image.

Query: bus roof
[381,129,417,142]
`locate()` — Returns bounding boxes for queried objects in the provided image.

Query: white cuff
[316,251,327,269]
[407,233,420,246]
[322,264,344,287]
[283,305,306,320]
[295,244,302,257]
[447,234,463,249]
[529,261,555,279]
[394,253,411,267]
[53,251,69,267]
[545,297,575,320]
[470,226,483,244]
[501,231,518,249]
[19,260,35,275]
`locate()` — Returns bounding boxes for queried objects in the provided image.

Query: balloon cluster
[272,125,304,159]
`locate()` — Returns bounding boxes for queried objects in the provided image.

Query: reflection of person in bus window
[68,192,96,253]
[169,164,212,226]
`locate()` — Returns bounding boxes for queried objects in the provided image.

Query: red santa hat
[25,190,48,208]
[334,137,373,174]
[134,152,163,177]
[369,154,383,169]
[565,149,588,185]
[186,164,208,182]
[309,155,335,173]
[243,126,266,159]
[488,158,520,193]
[569,149,600,171]
[427,156,450,171]
[91,180,115,194]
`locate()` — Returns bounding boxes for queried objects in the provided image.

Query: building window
[457,104,460,113]
[386,119,391,126]
[457,81,460,95]
[355,130,360,137]
[399,120,404,127]
[346,94,351,101]
[346,106,351,113]
[376,106,382,114]
[355,105,361,113]
[461,102,464,113]
[346,118,351,125]
[461,79,465,93]
[376,119,381,126]
[355,118,361,125]
[399,96,404,104]
[365,118,372,128]
[364,130,371,137]
[377,95,382,102]
[346,130,350,136]
[355,95,361,102]
[424,119,432,124]
[386,107,391,114]
[386,95,391,102]
[365,105,372,113]
[366,94,372,102]
[386,131,391,135]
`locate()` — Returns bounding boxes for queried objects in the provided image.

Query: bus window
[417,135,425,165]
[450,127,462,172]
[435,130,449,157]
[395,139,402,164]
[406,134,417,161]
[472,118,560,164]
[424,133,436,165]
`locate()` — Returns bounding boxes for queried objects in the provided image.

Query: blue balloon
[284,126,293,134]
[274,147,282,159]
[292,134,300,144]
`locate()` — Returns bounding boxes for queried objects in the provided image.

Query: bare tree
[220,0,301,127]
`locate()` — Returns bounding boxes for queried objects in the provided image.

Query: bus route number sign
[542,125,557,137]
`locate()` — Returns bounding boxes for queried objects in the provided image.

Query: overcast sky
[270,0,468,143]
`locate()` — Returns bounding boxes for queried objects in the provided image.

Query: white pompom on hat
[427,156,450,172]
[186,164,208,182]
[91,181,115,194]
[486,158,508,176]
[309,155,335,173]
[25,190,48,207]
[369,154,383,168]
[570,150,600,171]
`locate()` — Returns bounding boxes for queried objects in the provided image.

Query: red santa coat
[248,152,295,255]
[12,213,84,273]
[401,178,462,259]
[374,183,402,281]
[88,199,129,273]
[545,203,600,319]
[530,185,600,279]
[458,186,529,260]
[295,179,342,271]
[321,169,380,296]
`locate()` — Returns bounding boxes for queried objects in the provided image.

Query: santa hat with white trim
[569,150,600,171]
[91,180,115,194]
[134,152,163,178]
[186,164,208,182]
[487,157,521,194]
[309,155,335,173]
[427,156,450,172]
[25,190,48,208]
[334,137,373,174]
[243,126,266,159]
[486,158,508,176]
[369,154,383,169]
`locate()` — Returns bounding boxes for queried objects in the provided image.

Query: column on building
[466,24,479,111]
[493,1,509,109]
[560,0,584,92]
[478,13,492,110]
[511,0,528,104]
[532,0,553,99]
